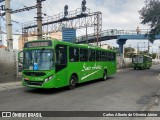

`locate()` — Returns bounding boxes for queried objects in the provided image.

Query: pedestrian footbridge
[76,29,160,55]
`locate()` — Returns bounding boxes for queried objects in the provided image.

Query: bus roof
[24,39,115,52]
[133,54,152,58]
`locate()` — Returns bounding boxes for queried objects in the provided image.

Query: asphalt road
[1,65,160,120]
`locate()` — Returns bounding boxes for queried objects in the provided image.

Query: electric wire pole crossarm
[0,5,37,16]
[22,0,102,46]
[0,0,45,49]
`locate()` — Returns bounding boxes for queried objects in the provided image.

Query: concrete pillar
[5,0,13,49]
[116,39,127,56]
[37,0,43,40]
[116,39,127,68]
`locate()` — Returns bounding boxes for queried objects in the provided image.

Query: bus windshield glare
[23,49,54,70]
[133,56,143,63]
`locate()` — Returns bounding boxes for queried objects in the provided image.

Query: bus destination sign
[24,41,52,48]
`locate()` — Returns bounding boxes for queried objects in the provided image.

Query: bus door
[55,44,68,86]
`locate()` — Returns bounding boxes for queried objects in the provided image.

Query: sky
[0,0,159,52]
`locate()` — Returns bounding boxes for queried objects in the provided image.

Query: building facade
[62,28,76,42]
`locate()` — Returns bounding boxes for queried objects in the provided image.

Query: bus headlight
[44,76,53,82]
[49,76,53,80]
[44,78,49,82]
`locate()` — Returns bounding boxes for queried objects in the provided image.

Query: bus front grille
[23,72,46,77]
[24,80,44,86]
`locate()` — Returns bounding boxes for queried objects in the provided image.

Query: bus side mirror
[18,51,23,64]
[18,65,23,72]
[18,51,23,72]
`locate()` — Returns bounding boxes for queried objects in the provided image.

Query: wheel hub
[71,79,75,86]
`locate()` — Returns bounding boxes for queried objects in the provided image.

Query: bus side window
[55,45,67,64]
[102,51,105,61]
[106,52,108,61]
[96,50,101,61]
[89,49,95,61]
[111,53,114,61]
[106,52,110,61]
[113,52,116,61]
[69,47,79,62]
[55,44,67,72]
[108,52,112,61]
[80,48,88,62]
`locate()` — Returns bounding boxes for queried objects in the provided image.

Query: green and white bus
[19,39,117,89]
[132,55,152,70]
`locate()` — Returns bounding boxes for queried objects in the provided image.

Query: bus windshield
[23,49,54,70]
[133,56,143,63]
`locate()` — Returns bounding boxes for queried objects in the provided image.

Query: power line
[42,2,48,16]
[45,0,55,15]
[14,0,27,10]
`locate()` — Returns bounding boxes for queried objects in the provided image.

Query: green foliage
[139,50,149,55]
[110,47,119,55]
[151,53,157,59]
[124,47,136,58]
[139,0,160,43]
[139,50,156,59]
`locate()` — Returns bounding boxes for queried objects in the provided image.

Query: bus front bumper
[132,63,144,68]
[22,78,55,89]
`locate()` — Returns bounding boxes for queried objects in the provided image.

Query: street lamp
[143,42,145,51]
[137,42,141,55]
[158,45,160,60]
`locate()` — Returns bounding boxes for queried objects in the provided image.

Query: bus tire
[68,75,77,90]
[102,71,108,81]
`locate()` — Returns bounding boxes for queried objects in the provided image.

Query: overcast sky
[0,0,160,52]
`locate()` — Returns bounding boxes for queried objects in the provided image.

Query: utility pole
[158,45,160,60]
[0,0,37,49]
[86,26,88,44]
[36,0,44,40]
[148,40,150,55]
[5,0,13,49]
[137,43,139,55]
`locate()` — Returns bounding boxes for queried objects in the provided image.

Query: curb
[117,68,132,72]
[0,81,22,91]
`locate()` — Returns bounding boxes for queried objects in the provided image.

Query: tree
[124,47,135,58]
[139,50,149,55]
[110,47,119,55]
[151,53,157,59]
[139,0,160,43]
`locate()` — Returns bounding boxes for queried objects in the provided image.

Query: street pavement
[0,65,160,120]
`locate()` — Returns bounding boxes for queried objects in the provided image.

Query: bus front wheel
[102,71,108,81]
[68,75,77,90]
